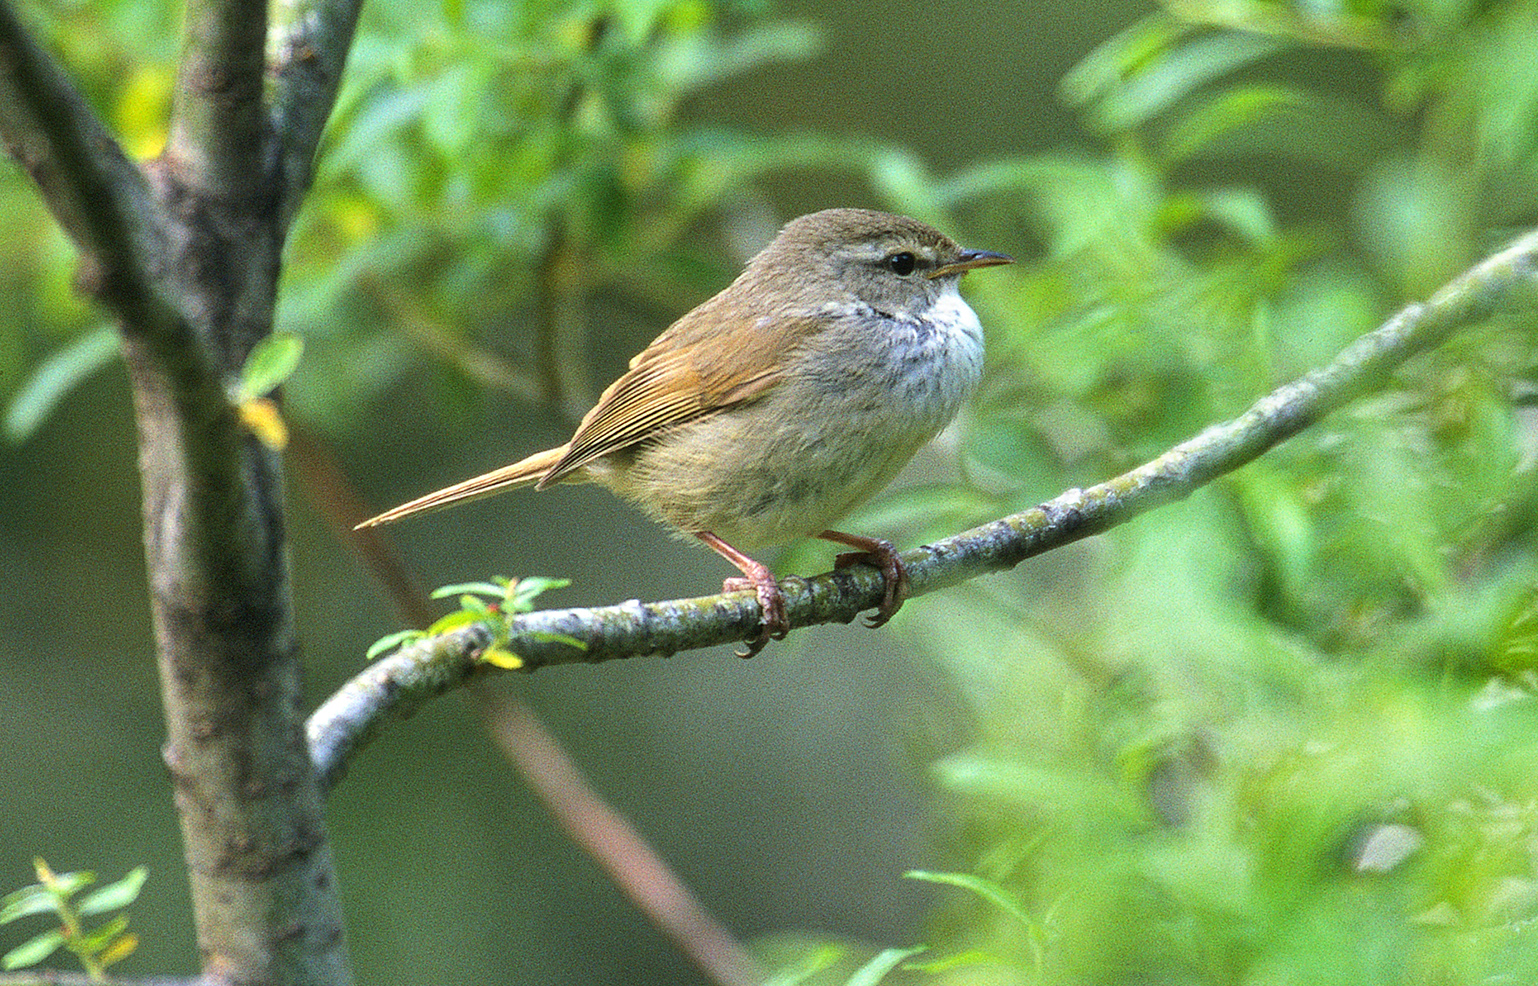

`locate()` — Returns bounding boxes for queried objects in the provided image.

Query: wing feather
[538,305,824,486]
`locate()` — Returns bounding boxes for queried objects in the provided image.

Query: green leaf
[421,65,482,159]
[77,867,146,916]
[235,332,304,402]
[667,131,873,217]
[478,647,523,669]
[1060,14,1187,108]
[1193,188,1278,244]
[75,913,129,953]
[656,20,822,94]
[868,149,942,224]
[456,595,497,619]
[38,869,94,899]
[0,885,55,924]
[425,609,481,636]
[763,945,843,986]
[237,397,290,450]
[431,580,509,600]
[97,932,138,967]
[1160,84,1308,163]
[506,576,572,612]
[905,871,1035,929]
[366,629,424,660]
[2,928,65,970]
[843,946,927,986]
[901,949,1000,973]
[931,754,1135,817]
[1075,27,1291,133]
[4,325,118,443]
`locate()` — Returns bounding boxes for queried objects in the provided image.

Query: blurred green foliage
[4,0,1538,984]
[279,0,858,429]
[857,3,1538,984]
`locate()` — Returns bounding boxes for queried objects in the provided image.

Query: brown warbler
[357,208,1013,655]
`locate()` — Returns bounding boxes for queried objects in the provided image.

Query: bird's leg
[819,530,908,628]
[696,531,788,657]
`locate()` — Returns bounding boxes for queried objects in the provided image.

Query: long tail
[354,446,567,528]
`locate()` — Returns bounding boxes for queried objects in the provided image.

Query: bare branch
[364,276,545,404]
[535,226,594,412]
[312,227,1538,785]
[475,691,766,986]
[268,0,365,231]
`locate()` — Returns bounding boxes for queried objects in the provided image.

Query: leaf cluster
[0,0,177,440]
[4,0,1538,982]
[1,859,146,978]
[2,0,856,441]
[367,574,581,669]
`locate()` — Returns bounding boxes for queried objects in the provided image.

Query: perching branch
[311,228,1538,787]
[292,429,763,985]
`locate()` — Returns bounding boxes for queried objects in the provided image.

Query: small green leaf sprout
[366,575,584,669]
[1,858,147,979]
[230,332,304,450]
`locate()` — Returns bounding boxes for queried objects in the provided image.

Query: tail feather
[354,446,567,529]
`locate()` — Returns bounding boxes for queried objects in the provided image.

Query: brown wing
[537,303,818,486]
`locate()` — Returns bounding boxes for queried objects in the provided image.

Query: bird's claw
[721,575,789,658]
[828,533,909,628]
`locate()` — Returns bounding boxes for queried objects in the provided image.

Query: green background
[4,0,1538,983]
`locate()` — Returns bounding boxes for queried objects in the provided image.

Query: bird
[357,208,1013,655]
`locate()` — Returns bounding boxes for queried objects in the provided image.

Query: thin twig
[473,690,766,986]
[366,276,545,404]
[534,224,593,413]
[288,425,437,626]
[310,228,1538,789]
[0,974,210,986]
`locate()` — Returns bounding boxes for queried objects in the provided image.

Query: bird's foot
[720,573,789,657]
[821,530,909,628]
[697,531,789,657]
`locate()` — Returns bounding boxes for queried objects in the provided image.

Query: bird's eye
[885,251,916,276]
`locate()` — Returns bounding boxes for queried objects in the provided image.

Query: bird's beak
[929,249,1015,279]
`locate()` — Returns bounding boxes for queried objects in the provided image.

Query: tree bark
[124,169,351,984]
[0,0,363,979]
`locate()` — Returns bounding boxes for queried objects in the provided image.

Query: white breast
[891,286,985,427]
